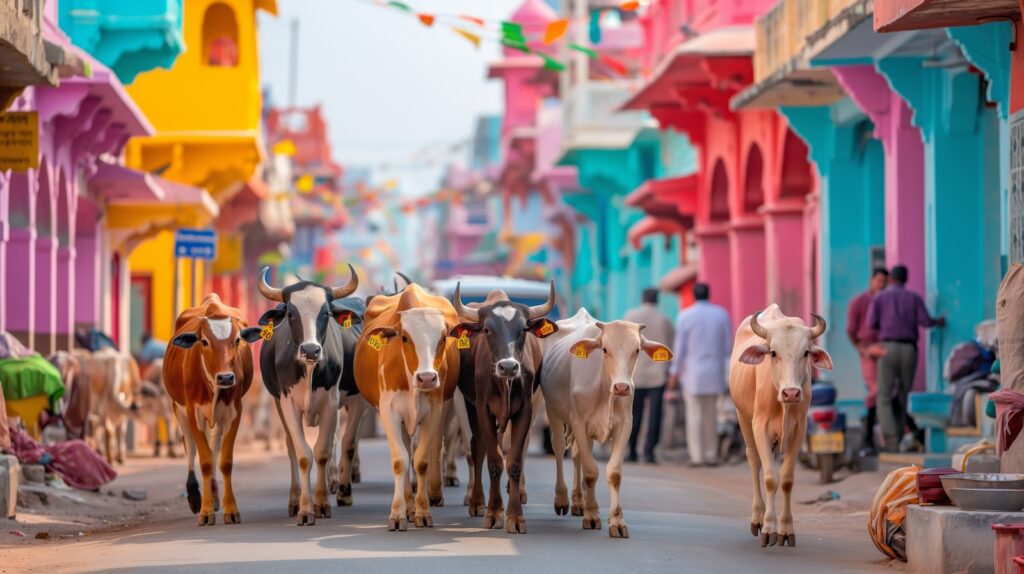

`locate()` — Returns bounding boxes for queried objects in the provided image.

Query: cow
[541,309,673,538]
[256,265,360,526]
[729,304,831,548]
[74,348,142,465]
[137,359,181,458]
[163,294,262,525]
[331,295,371,508]
[451,285,558,534]
[353,283,461,531]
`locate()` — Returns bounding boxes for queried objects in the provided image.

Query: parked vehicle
[803,381,850,483]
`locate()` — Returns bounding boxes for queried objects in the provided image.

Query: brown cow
[353,284,460,531]
[74,348,141,465]
[729,304,832,547]
[164,294,262,526]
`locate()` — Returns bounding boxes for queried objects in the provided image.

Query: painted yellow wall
[128,230,205,340]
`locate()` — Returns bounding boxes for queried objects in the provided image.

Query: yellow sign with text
[0,112,39,171]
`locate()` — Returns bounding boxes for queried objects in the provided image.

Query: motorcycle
[804,381,848,484]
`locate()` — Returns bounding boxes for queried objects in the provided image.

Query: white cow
[730,304,831,548]
[541,309,672,538]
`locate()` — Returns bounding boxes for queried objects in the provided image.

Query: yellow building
[122,0,277,341]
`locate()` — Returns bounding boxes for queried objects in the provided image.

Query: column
[728,220,767,320]
[763,205,806,316]
[696,228,734,321]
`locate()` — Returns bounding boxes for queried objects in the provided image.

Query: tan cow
[75,348,142,465]
[353,284,460,531]
[729,304,832,548]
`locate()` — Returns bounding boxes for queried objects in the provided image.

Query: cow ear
[449,323,481,338]
[809,346,833,371]
[641,339,672,362]
[172,333,199,349]
[240,327,263,344]
[738,344,770,365]
[334,310,363,328]
[331,299,365,328]
[258,304,286,327]
[528,318,559,338]
[570,338,601,359]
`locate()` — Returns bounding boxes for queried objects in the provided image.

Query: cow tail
[564,422,576,455]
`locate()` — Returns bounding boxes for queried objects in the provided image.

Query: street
[1,438,895,574]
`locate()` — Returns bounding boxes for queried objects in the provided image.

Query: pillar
[728,221,767,319]
[696,228,733,320]
[5,171,36,348]
[763,205,806,315]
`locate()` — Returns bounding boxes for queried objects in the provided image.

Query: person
[624,288,675,464]
[138,333,167,369]
[847,268,889,455]
[866,265,945,452]
[668,283,733,467]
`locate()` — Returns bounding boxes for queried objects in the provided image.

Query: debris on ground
[122,488,147,501]
[8,530,25,537]
[34,531,49,540]
[801,490,841,505]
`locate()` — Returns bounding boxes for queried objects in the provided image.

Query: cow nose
[612,382,631,396]
[415,372,439,389]
[299,343,322,361]
[496,359,520,377]
[780,388,802,403]
[216,373,236,388]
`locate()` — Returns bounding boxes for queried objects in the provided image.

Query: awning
[627,216,686,249]
[658,264,700,292]
[625,174,697,226]
[88,162,165,202]
[874,0,1017,33]
[153,178,220,218]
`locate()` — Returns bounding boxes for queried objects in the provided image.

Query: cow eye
[804,350,810,357]
[484,328,490,335]
[769,350,776,358]
[602,348,607,354]
[401,335,408,343]
[201,339,210,347]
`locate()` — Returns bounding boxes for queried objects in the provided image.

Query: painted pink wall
[697,229,733,313]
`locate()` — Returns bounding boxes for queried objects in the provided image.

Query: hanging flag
[569,43,598,59]
[502,21,525,43]
[501,37,530,54]
[544,19,569,45]
[388,1,412,11]
[599,53,628,75]
[540,53,566,72]
[589,10,602,44]
[459,14,485,26]
[296,174,315,193]
[418,13,435,26]
[620,1,640,10]
[452,27,481,48]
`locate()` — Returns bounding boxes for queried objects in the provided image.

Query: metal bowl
[946,487,1024,512]
[940,473,1024,492]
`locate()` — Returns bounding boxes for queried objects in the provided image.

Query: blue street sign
[174,228,217,260]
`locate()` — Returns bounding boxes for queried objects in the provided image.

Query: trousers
[684,392,719,465]
[629,385,665,457]
[877,342,918,450]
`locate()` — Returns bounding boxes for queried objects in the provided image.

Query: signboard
[174,228,217,260]
[0,112,39,171]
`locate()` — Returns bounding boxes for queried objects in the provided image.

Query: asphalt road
[2,438,897,574]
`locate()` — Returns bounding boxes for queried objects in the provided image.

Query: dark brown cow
[164,294,262,526]
[451,285,558,534]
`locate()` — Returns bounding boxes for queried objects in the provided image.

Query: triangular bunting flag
[540,53,566,72]
[620,1,640,11]
[501,21,525,42]
[418,13,435,26]
[544,19,569,44]
[452,27,481,48]
[459,15,485,26]
[388,1,412,12]
[599,53,628,75]
[589,10,602,44]
[569,43,598,59]
[501,37,530,54]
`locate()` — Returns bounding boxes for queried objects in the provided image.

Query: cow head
[737,310,832,405]
[257,265,360,365]
[364,308,448,391]
[449,283,558,379]
[570,321,672,398]
[172,315,262,393]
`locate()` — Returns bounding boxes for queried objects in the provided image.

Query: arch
[743,144,765,213]
[56,168,70,247]
[709,158,730,223]
[35,162,52,238]
[8,171,32,228]
[779,130,813,200]
[202,3,240,67]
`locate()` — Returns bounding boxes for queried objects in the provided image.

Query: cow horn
[810,313,827,339]
[750,311,768,339]
[527,280,556,320]
[332,263,359,299]
[453,282,479,322]
[396,271,414,288]
[258,267,284,302]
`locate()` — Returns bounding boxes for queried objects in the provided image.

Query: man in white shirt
[668,283,733,467]
[624,289,675,464]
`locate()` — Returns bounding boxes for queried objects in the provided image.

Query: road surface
[1,438,896,573]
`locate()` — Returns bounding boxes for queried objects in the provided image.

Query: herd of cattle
[49,267,833,546]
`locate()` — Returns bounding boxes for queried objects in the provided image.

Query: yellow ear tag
[342,315,353,329]
[652,348,670,362]
[367,333,384,351]
[572,344,589,359]
[260,323,274,341]
[539,321,554,336]
[457,331,471,350]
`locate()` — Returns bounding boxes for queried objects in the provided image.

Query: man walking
[847,268,889,455]
[668,283,732,467]
[866,265,945,452]
[624,288,675,464]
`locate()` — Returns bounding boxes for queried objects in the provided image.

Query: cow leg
[278,397,317,526]
[313,395,339,519]
[571,437,585,516]
[114,419,126,465]
[185,409,217,526]
[413,401,443,527]
[174,404,201,515]
[550,410,570,516]
[738,415,765,537]
[380,395,410,531]
[337,396,367,506]
[102,419,114,465]
[577,432,601,531]
[275,399,301,517]
[754,421,780,547]
[465,398,486,517]
[452,390,474,503]
[606,419,631,539]
[778,418,806,547]
[517,390,543,505]
[442,400,459,488]
[209,417,226,513]
[426,400,446,507]
[219,407,243,524]
[479,410,505,530]
[505,404,532,534]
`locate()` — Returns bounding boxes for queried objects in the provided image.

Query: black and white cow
[257,266,361,526]
[331,295,369,507]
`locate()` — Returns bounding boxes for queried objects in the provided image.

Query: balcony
[0,0,58,105]
[560,81,654,159]
[874,0,1018,33]
[59,0,185,84]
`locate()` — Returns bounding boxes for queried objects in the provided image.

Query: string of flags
[356,0,636,75]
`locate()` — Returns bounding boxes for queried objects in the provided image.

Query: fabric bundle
[869,465,922,561]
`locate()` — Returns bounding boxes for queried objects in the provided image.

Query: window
[203,3,239,67]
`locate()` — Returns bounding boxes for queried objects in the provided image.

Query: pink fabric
[991,389,1024,456]
[9,429,117,490]
[860,352,879,409]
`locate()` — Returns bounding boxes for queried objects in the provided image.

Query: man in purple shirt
[847,268,888,454]
[866,265,946,452]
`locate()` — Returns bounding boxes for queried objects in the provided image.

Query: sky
[258,0,524,197]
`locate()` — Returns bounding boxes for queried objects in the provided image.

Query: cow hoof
[444,477,460,488]
[781,534,796,547]
[751,522,762,537]
[297,512,316,526]
[186,473,201,514]
[506,515,527,534]
[352,472,361,484]
[315,504,332,519]
[468,503,485,517]
[430,496,444,507]
[388,516,407,532]
[197,512,216,526]
[329,480,340,495]
[582,516,601,530]
[288,503,299,517]
[415,514,433,528]
[609,524,629,539]
[463,494,471,507]
[483,512,504,530]
[555,504,569,516]
[759,531,778,547]
[571,504,585,517]
[336,494,353,507]
[224,512,241,525]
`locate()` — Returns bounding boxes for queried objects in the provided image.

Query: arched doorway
[700,158,734,317]
[35,163,55,353]
[744,144,765,213]
[709,159,730,223]
[780,130,813,200]
[730,145,768,318]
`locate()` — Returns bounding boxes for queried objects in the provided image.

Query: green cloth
[0,356,65,411]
